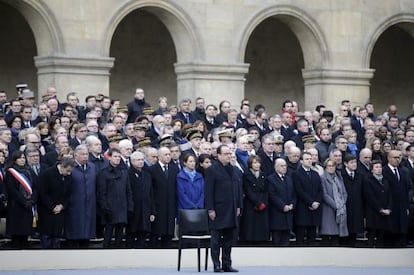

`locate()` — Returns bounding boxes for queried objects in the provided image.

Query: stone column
[34,55,115,102]
[302,68,375,112]
[174,63,250,109]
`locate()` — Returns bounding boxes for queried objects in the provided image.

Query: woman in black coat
[5,151,36,248]
[363,160,393,247]
[239,155,269,242]
[37,157,74,248]
[126,151,155,248]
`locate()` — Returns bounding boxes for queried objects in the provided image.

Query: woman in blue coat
[176,153,204,210]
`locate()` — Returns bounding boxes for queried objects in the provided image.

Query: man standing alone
[205,145,242,273]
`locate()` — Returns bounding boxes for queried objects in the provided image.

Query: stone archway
[103,1,201,106]
[366,14,414,117]
[238,5,328,114]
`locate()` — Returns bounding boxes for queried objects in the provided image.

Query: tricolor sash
[8,168,32,195]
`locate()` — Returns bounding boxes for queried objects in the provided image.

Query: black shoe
[214,268,224,273]
[223,267,239,272]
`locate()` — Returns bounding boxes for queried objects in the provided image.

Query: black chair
[177,209,211,272]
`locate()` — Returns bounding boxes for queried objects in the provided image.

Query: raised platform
[0,247,413,271]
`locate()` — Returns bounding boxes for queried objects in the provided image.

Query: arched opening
[370,24,414,117]
[109,9,177,106]
[244,17,304,115]
[0,1,37,96]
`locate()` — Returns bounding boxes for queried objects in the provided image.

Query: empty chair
[177,209,211,272]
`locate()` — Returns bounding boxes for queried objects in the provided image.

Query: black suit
[257,150,276,177]
[174,111,196,124]
[203,115,220,131]
[42,150,59,168]
[147,162,178,247]
[267,172,296,246]
[68,138,81,150]
[205,161,242,271]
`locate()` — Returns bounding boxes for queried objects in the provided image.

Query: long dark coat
[5,165,35,236]
[257,150,276,177]
[363,174,392,231]
[239,170,269,241]
[267,172,296,231]
[97,165,133,225]
[37,165,71,236]
[382,165,410,234]
[148,162,178,236]
[127,167,155,232]
[65,162,97,240]
[205,161,243,230]
[292,167,323,226]
[341,168,365,234]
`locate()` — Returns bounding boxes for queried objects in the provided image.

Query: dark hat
[135,137,151,149]
[108,134,124,143]
[143,107,155,115]
[302,134,316,143]
[16,83,28,91]
[274,134,284,144]
[185,129,203,141]
[133,122,148,131]
[117,106,128,113]
[159,135,176,147]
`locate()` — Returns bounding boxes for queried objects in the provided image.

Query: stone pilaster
[174,62,250,108]
[302,68,375,112]
[34,55,115,101]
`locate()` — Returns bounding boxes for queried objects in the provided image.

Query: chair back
[178,209,209,237]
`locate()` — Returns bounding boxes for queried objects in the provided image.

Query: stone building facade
[1,0,414,116]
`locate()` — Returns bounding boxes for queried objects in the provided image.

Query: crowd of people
[0,85,413,258]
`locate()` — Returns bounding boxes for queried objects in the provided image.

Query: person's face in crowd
[124,124,135,137]
[89,139,102,155]
[0,92,7,104]
[158,148,171,164]
[371,163,382,176]
[308,149,319,163]
[118,112,128,124]
[325,160,336,174]
[237,139,249,152]
[251,159,261,172]
[274,142,283,153]
[169,146,180,160]
[359,109,368,120]
[48,99,59,112]
[366,104,374,114]
[109,151,122,167]
[15,154,26,167]
[372,139,381,151]
[0,119,6,128]
[38,105,49,118]
[364,120,375,130]
[240,105,250,116]
[218,146,232,165]
[336,138,348,151]
[180,101,191,113]
[388,117,399,129]
[227,111,237,123]
[55,128,68,138]
[320,128,331,142]
[11,101,22,113]
[288,149,301,164]
[11,117,22,130]
[21,108,32,121]
[146,151,158,165]
[365,129,375,140]
[332,151,342,165]
[275,159,287,175]
[113,117,123,130]
[271,117,282,129]
[86,97,96,109]
[395,140,405,151]
[60,165,74,176]
[105,125,117,137]
[120,143,133,158]
[0,144,8,158]
[135,89,145,100]
[172,121,182,132]
[220,102,231,114]
[68,95,78,107]
[61,117,71,130]
[200,157,212,169]
[0,130,12,144]
[38,125,48,136]
[76,126,88,140]
[55,136,69,150]
[26,134,41,149]
[205,105,217,118]
[283,102,293,112]
[101,98,111,110]
[190,137,202,150]
[249,129,260,140]
[406,130,414,143]
[184,155,196,171]
[63,106,73,117]
[407,146,414,160]
[262,138,275,155]
[292,101,298,113]
[154,117,165,130]
[75,148,89,165]
[200,142,212,155]
[344,159,357,172]
[195,99,204,110]
[347,132,357,144]
[359,151,372,166]
[301,153,312,169]
[132,154,145,170]
[87,122,99,133]
[163,113,172,125]
[303,140,316,150]
[297,121,309,133]
[281,113,291,125]
[26,151,40,166]
[0,151,5,165]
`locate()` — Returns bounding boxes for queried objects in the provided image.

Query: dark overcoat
[204,161,243,230]
[5,165,35,236]
[292,167,323,226]
[65,162,97,240]
[239,170,269,241]
[341,168,365,234]
[267,172,296,231]
[127,167,155,232]
[37,165,71,236]
[257,150,275,177]
[363,174,392,231]
[382,165,410,234]
[148,162,178,236]
[97,165,133,225]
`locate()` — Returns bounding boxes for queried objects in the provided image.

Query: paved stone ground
[0,267,413,275]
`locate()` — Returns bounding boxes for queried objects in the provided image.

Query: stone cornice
[34,55,115,76]
[174,62,250,81]
[302,68,375,86]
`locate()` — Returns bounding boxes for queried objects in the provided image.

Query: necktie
[394,168,400,181]
[306,170,311,178]
[184,113,190,124]
[281,175,285,182]
[350,172,354,179]
[126,159,130,168]
[32,166,39,176]
[163,165,169,178]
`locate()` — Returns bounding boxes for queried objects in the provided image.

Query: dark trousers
[11,235,29,249]
[367,228,385,247]
[40,234,61,249]
[295,226,317,246]
[103,223,125,248]
[210,228,237,269]
[320,235,339,246]
[271,230,290,246]
[126,231,148,248]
